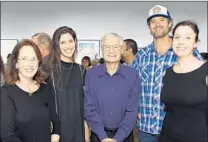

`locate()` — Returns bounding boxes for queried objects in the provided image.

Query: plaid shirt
[130,57,140,71]
[132,43,203,134]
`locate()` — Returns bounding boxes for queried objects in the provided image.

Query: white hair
[100,33,124,48]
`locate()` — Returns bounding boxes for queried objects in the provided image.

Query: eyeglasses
[103,45,121,51]
[18,57,39,64]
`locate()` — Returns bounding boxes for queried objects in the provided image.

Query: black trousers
[91,127,133,142]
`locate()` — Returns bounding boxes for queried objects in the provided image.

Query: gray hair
[32,32,52,50]
[100,33,124,48]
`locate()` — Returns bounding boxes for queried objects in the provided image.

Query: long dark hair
[49,26,77,74]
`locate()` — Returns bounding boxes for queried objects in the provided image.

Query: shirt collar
[97,63,126,78]
[130,57,137,67]
[149,43,174,54]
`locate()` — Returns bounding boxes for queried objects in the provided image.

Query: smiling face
[16,45,39,79]
[149,16,172,39]
[82,59,90,68]
[102,35,123,63]
[59,33,76,62]
[172,25,197,57]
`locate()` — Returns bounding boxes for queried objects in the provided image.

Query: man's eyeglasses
[103,45,121,51]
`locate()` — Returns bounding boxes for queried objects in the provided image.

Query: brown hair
[172,20,199,42]
[5,39,46,85]
[0,56,5,78]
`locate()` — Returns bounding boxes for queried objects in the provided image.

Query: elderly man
[31,32,52,63]
[31,32,52,76]
[84,33,140,142]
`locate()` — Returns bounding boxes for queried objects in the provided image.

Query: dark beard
[151,30,169,39]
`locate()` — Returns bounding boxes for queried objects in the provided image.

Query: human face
[172,25,197,57]
[59,33,76,61]
[82,59,90,69]
[121,41,130,59]
[149,16,172,38]
[16,45,39,79]
[102,36,123,63]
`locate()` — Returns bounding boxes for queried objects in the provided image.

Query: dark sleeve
[83,69,86,86]
[206,69,208,142]
[1,86,22,142]
[79,65,86,86]
[113,72,140,142]
[46,84,60,135]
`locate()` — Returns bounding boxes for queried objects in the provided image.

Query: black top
[159,62,208,142]
[41,55,50,79]
[0,83,60,142]
[49,61,85,142]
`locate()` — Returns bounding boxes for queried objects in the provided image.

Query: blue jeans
[138,130,159,142]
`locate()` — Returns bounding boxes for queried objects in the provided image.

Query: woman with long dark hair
[48,26,89,142]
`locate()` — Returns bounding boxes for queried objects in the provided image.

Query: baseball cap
[147,5,172,22]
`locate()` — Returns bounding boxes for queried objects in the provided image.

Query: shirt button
[110,112,113,114]
[112,88,114,91]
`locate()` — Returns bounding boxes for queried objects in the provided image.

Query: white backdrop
[1,39,18,63]
[1,2,207,62]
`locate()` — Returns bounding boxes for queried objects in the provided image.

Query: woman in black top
[159,21,207,142]
[48,26,90,142]
[1,39,60,142]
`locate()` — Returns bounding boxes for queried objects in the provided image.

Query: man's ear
[129,48,133,53]
[168,20,173,32]
[168,21,173,28]
[148,24,152,34]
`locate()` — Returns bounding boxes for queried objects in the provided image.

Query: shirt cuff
[51,122,60,135]
[96,129,108,141]
[113,129,126,142]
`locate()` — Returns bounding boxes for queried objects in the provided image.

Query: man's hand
[84,121,91,142]
[101,138,117,142]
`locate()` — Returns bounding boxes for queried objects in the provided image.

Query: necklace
[27,81,38,96]
[57,62,74,90]
[61,62,74,70]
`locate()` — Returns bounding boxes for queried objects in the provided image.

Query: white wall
[1,1,207,61]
